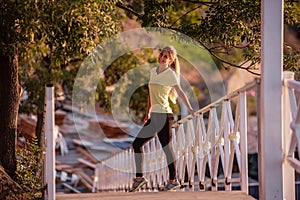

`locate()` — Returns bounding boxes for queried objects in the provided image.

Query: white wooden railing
[43,71,300,199]
[282,71,300,200]
[93,78,260,193]
[283,72,300,171]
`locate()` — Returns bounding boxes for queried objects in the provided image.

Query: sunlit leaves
[16,138,43,199]
[15,0,120,113]
[120,0,300,74]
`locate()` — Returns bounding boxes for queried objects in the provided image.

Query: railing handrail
[174,78,259,127]
[283,78,300,92]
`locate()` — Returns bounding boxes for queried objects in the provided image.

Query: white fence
[93,79,260,193]
[282,71,300,200]
[283,72,300,172]
[56,70,300,199]
[44,71,300,199]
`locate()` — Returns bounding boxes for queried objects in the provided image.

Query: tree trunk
[36,111,44,147]
[0,52,20,180]
[0,166,29,200]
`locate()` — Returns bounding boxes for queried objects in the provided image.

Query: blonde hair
[161,46,180,103]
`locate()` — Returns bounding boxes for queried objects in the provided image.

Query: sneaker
[129,177,148,192]
[161,180,181,191]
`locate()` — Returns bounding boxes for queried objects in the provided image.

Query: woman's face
[158,50,173,65]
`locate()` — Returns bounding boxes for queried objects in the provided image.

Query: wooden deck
[56,191,256,200]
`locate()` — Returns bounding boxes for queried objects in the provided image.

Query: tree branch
[166,27,260,75]
[198,39,260,75]
[116,1,142,18]
[168,5,203,28]
[180,0,218,5]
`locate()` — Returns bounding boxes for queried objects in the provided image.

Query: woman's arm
[144,95,151,124]
[173,85,196,116]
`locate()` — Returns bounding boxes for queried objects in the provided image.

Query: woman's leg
[132,118,156,177]
[156,114,176,180]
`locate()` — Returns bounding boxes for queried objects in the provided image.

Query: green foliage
[0,1,21,56]
[16,138,44,200]
[284,1,300,76]
[284,46,300,76]
[97,49,156,122]
[3,0,300,124]
[285,1,300,27]
[119,0,300,75]
[196,1,261,66]
[138,0,174,27]
[112,0,300,120]
[17,0,120,114]
[129,85,149,123]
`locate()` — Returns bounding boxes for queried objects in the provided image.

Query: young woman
[129,46,196,192]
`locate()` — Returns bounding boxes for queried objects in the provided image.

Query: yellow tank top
[148,66,179,113]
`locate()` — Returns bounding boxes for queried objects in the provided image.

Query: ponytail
[170,56,180,76]
[169,55,180,104]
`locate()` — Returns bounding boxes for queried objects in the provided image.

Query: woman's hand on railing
[188,109,196,118]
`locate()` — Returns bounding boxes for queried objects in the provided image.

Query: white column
[259,1,284,199]
[239,92,248,193]
[44,84,55,200]
[282,71,295,200]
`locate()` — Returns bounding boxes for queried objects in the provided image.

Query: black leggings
[132,112,176,180]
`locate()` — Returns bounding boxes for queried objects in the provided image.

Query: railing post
[282,71,295,200]
[44,84,55,200]
[260,0,284,199]
[239,91,248,194]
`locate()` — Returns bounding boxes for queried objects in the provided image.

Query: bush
[16,138,44,200]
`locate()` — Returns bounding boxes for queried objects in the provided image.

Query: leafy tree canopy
[16,0,120,113]
[2,0,300,120]
[117,0,300,75]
